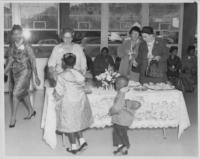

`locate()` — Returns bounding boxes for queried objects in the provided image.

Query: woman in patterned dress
[5,25,40,128]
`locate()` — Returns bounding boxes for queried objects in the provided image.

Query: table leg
[163,128,167,139]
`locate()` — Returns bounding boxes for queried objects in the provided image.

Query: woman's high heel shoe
[24,111,36,120]
[9,120,16,128]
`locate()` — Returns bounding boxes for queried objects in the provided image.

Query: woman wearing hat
[137,26,169,84]
[117,26,142,82]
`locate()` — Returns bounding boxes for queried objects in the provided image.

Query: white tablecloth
[41,87,190,149]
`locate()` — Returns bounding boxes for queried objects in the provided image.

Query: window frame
[4,3,184,57]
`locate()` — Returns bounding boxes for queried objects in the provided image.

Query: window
[109,3,142,44]
[69,3,101,44]
[19,3,59,44]
[20,3,58,29]
[4,4,12,29]
[149,3,181,44]
[4,4,12,44]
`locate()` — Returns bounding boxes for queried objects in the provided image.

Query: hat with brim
[141,26,154,35]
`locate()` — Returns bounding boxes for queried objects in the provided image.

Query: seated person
[181,45,197,92]
[167,46,182,88]
[93,47,115,76]
[114,57,121,72]
[83,48,94,76]
[109,75,141,155]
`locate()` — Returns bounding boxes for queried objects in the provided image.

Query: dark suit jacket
[136,38,169,84]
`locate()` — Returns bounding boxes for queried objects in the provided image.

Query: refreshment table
[41,86,190,149]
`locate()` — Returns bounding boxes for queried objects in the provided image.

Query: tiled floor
[4,88,198,156]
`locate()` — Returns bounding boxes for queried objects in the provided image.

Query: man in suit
[136,26,169,84]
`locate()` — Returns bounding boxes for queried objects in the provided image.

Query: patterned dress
[8,42,35,100]
[54,68,93,133]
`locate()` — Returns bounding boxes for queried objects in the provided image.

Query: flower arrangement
[96,66,120,90]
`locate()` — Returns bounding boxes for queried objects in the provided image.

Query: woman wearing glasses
[47,28,87,86]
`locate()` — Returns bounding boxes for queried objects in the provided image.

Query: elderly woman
[47,28,87,86]
[5,25,40,128]
[137,26,169,84]
[117,26,142,81]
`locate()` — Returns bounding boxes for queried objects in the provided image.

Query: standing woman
[5,25,41,128]
[137,26,169,84]
[117,26,142,81]
[47,28,87,84]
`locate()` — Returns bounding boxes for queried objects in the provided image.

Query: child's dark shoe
[113,145,125,155]
[79,142,88,152]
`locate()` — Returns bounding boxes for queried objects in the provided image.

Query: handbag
[146,60,164,78]
[176,78,185,92]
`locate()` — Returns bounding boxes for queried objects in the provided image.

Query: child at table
[53,53,93,154]
[109,76,141,155]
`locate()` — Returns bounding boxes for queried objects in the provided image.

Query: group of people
[85,26,197,92]
[167,45,197,92]
[5,24,197,156]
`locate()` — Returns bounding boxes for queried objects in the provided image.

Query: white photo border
[0,0,199,159]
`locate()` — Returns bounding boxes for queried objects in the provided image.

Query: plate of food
[144,82,175,90]
[128,81,141,87]
[133,85,148,91]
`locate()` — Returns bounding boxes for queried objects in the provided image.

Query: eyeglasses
[63,36,72,39]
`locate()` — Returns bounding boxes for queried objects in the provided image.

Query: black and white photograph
[1,0,199,157]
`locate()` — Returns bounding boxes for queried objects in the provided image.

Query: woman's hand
[132,59,138,67]
[35,76,41,86]
[154,56,161,61]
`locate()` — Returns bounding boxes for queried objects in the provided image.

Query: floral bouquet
[96,66,120,90]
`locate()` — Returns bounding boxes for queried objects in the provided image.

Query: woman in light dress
[47,28,87,85]
[53,53,93,154]
[46,28,90,153]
